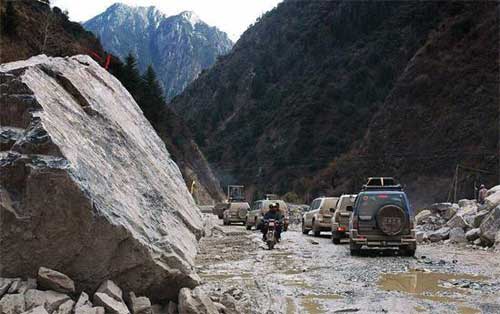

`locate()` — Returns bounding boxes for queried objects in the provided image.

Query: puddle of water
[301,297,324,314]
[286,297,297,314]
[283,279,312,289]
[283,269,305,275]
[294,294,342,314]
[457,305,481,314]
[199,272,252,281]
[379,270,485,312]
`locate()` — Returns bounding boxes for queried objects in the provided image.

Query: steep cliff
[83,3,233,100]
[170,1,499,205]
[0,55,204,301]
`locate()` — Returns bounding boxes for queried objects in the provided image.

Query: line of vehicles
[213,178,417,256]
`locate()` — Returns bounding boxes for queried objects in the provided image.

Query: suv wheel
[332,237,341,245]
[301,220,309,235]
[349,242,362,256]
[245,220,251,230]
[312,219,320,237]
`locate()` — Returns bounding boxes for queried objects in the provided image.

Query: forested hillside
[171,1,499,206]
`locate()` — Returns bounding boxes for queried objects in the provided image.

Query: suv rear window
[357,193,406,216]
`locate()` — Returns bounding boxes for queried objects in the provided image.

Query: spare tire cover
[376,205,406,236]
[238,208,248,219]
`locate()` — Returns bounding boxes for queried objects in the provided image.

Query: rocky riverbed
[196,222,500,314]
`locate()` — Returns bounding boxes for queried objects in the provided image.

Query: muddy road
[196,222,500,314]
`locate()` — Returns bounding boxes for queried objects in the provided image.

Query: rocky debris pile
[415,186,500,249]
[0,55,204,301]
[0,267,235,314]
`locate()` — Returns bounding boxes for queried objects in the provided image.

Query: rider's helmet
[480,184,485,189]
[269,202,279,211]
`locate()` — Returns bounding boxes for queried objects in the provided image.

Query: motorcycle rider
[260,202,284,241]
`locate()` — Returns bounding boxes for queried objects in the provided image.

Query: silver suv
[302,197,339,236]
[331,194,357,244]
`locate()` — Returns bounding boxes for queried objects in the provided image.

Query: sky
[51,0,283,41]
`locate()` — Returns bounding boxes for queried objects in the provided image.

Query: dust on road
[195,222,500,314]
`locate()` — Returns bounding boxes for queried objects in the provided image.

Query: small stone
[446,214,468,229]
[54,300,74,314]
[75,292,92,309]
[21,306,49,314]
[415,231,425,243]
[473,210,489,228]
[212,302,226,313]
[37,267,75,294]
[167,302,177,314]
[0,293,25,314]
[0,278,15,298]
[127,292,151,314]
[415,210,432,225]
[7,279,22,294]
[178,287,218,314]
[96,281,123,302]
[221,293,239,313]
[473,238,483,246]
[24,290,71,313]
[428,227,450,242]
[449,227,466,243]
[465,228,481,242]
[93,292,130,314]
[75,307,105,314]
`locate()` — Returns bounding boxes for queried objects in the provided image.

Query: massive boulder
[479,206,500,246]
[484,185,500,211]
[0,55,204,301]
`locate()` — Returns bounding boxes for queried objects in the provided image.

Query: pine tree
[121,53,142,98]
[2,1,18,36]
[140,65,166,127]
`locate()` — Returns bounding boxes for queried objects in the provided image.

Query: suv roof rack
[361,184,403,191]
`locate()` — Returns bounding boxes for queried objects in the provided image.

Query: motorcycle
[264,219,279,250]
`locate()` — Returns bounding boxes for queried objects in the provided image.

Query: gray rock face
[24,290,70,313]
[465,228,481,242]
[127,293,151,314]
[74,307,105,314]
[178,287,218,314]
[54,300,74,314]
[83,3,233,100]
[93,293,129,314]
[428,227,450,242]
[0,55,203,301]
[446,214,468,229]
[38,267,75,294]
[449,227,466,243]
[0,294,25,314]
[474,210,490,228]
[96,281,122,302]
[484,186,500,211]
[415,210,432,225]
[75,293,92,310]
[0,278,15,298]
[21,306,49,314]
[479,206,500,245]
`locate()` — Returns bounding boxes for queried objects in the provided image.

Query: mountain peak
[178,11,202,27]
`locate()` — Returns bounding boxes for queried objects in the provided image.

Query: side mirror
[346,206,353,212]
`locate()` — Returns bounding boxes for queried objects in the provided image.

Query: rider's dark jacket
[263,210,284,222]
